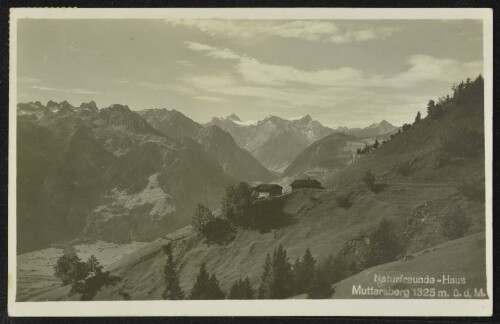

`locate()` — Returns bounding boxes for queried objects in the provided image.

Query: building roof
[290,179,324,188]
[254,184,283,192]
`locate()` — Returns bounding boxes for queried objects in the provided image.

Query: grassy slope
[292,232,486,299]
[29,85,486,301]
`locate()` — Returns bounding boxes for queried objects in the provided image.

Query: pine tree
[189,263,225,299]
[307,263,335,299]
[427,99,436,117]
[189,263,210,299]
[293,249,316,294]
[162,244,184,300]
[373,139,379,149]
[206,274,225,299]
[258,253,272,299]
[270,245,294,299]
[228,277,254,299]
[414,111,422,123]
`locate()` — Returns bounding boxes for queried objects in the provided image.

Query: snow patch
[232,119,257,126]
[288,115,307,121]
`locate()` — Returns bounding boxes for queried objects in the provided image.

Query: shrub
[221,182,257,227]
[53,251,88,286]
[191,204,215,235]
[362,170,377,192]
[440,206,472,240]
[203,218,235,245]
[402,123,412,132]
[192,204,235,245]
[368,218,406,266]
[335,193,352,209]
[55,253,121,301]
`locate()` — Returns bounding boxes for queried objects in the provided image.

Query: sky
[16,19,483,128]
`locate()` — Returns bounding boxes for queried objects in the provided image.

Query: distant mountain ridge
[138,108,203,140]
[196,125,276,182]
[334,120,399,139]
[208,114,333,172]
[138,108,275,182]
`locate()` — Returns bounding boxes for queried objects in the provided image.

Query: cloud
[387,55,483,86]
[184,41,241,60]
[184,42,482,91]
[168,20,399,44]
[30,85,100,95]
[194,96,226,102]
[177,41,483,124]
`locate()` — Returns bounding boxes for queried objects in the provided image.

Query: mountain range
[17,102,234,252]
[209,114,398,172]
[23,76,487,301]
[17,101,397,253]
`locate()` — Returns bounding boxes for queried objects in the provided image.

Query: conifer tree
[189,263,225,299]
[258,253,272,299]
[206,274,225,299]
[228,277,254,299]
[270,245,294,299]
[189,263,210,299]
[294,249,316,294]
[162,244,184,300]
[414,111,422,123]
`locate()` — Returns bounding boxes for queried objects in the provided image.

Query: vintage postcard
[8,8,493,316]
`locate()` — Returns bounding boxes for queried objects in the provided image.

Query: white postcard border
[8,7,494,317]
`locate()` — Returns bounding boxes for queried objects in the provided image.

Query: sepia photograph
[8,8,493,317]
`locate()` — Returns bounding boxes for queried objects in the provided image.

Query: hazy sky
[17,19,483,127]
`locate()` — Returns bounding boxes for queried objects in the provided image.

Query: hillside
[196,125,275,182]
[18,77,486,301]
[292,232,486,299]
[283,132,366,179]
[16,101,235,252]
[209,114,333,172]
[138,108,203,140]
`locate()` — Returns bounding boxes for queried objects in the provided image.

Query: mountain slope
[16,101,235,252]
[19,77,486,300]
[138,108,203,140]
[335,120,399,139]
[283,132,366,179]
[209,114,333,172]
[196,125,275,182]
